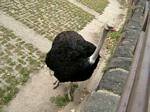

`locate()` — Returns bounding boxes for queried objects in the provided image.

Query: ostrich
[45,24,115,100]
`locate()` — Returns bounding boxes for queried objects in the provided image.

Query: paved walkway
[3,67,65,112]
[0,11,52,53]
[67,0,100,17]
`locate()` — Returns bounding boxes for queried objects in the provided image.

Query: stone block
[79,90,120,112]
[122,29,141,41]
[113,45,134,58]
[98,69,128,95]
[126,20,141,30]
[107,57,132,71]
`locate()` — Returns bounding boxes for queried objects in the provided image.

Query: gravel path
[1,0,127,111]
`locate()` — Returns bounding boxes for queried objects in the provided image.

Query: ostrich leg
[49,70,60,89]
[67,82,74,101]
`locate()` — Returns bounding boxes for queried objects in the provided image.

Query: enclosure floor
[1,0,127,111]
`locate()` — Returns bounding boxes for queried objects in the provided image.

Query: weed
[108,29,122,41]
[105,29,122,52]
[50,94,70,108]
[72,84,78,90]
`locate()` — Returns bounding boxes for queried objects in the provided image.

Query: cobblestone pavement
[0,0,93,40]
[0,11,52,53]
[0,26,44,109]
[67,0,100,17]
[77,0,108,13]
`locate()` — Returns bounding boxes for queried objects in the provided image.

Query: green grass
[102,29,123,57]
[77,0,109,13]
[50,94,70,108]
[50,84,78,108]
[102,29,123,73]
[108,30,122,41]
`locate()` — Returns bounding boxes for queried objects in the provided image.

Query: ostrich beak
[111,27,116,32]
[104,23,116,32]
[107,25,116,32]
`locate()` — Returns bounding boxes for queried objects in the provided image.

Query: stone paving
[0,0,93,41]
[67,0,100,17]
[0,26,44,109]
[0,11,52,53]
[77,0,108,13]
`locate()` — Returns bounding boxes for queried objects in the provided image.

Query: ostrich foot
[67,88,73,101]
[53,80,58,85]
[53,80,59,89]
[67,82,77,101]
[49,71,60,89]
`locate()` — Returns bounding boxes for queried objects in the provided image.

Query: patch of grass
[2,91,15,104]
[72,84,78,90]
[108,30,122,41]
[102,29,123,73]
[19,68,30,83]
[0,85,18,106]
[50,94,70,108]
[104,29,123,56]
[77,0,109,13]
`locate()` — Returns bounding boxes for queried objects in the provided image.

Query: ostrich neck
[89,28,108,64]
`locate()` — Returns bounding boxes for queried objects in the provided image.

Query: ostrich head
[104,24,116,31]
[89,24,116,64]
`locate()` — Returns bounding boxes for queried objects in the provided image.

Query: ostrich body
[45,24,115,99]
[46,31,99,82]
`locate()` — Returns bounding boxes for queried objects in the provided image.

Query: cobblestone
[0,26,44,108]
[107,57,132,71]
[99,69,128,95]
[77,0,108,13]
[0,0,93,40]
[80,90,119,112]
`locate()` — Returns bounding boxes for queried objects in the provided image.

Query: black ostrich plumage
[45,31,100,82]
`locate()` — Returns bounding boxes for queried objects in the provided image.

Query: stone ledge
[113,45,134,58]
[80,0,148,111]
[98,69,128,95]
[79,90,120,112]
[106,57,132,71]
[97,0,146,96]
